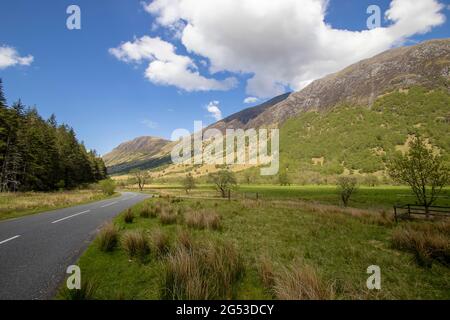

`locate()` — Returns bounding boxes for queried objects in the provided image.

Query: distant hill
[103,136,171,174]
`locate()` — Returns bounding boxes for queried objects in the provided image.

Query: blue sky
[1,0,449,155]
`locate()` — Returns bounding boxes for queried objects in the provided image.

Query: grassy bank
[66,197,450,300]
[0,190,118,221]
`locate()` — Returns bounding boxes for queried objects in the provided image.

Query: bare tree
[388,135,449,217]
[130,169,150,191]
[337,176,358,207]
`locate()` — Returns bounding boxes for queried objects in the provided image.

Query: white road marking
[0,235,21,245]
[51,210,91,224]
[101,201,118,208]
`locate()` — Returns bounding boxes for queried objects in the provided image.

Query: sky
[0,0,449,155]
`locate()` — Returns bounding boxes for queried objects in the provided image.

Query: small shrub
[161,241,244,300]
[60,278,97,300]
[274,261,334,300]
[337,176,358,207]
[151,229,171,256]
[98,179,116,196]
[121,230,150,260]
[123,209,134,224]
[160,209,178,225]
[97,222,119,252]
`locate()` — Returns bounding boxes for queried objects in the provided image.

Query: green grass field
[132,184,450,210]
[66,192,450,300]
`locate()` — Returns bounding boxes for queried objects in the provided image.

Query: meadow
[64,189,450,300]
[0,190,117,221]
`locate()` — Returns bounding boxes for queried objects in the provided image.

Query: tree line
[0,79,107,192]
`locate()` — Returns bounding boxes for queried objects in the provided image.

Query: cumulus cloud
[244,97,259,104]
[109,36,237,92]
[143,0,446,97]
[206,100,222,121]
[0,45,34,69]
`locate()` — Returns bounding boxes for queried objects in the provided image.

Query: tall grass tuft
[59,278,98,300]
[185,210,221,230]
[151,229,171,257]
[140,204,155,218]
[123,209,134,224]
[258,255,275,294]
[97,222,119,252]
[161,241,244,300]
[273,261,334,300]
[160,209,178,225]
[391,222,450,267]
[121,230,150,260]
[177,229,194,251]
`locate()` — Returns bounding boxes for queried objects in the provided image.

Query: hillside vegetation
[279,87,450,177]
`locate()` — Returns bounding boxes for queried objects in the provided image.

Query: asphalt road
[0,192,150,300]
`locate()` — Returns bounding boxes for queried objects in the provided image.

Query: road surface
[0,192,150,300]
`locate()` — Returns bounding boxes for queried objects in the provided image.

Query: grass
[185,210,221,230]
[273,260,335,300]
[97,222,119,252]
[139,184,450,210]
[70,197,450,300]
[0,190,118,221]
[121,230,150,261]
[391,222,450,267]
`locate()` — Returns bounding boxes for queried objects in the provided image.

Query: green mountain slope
[279,87,450,177]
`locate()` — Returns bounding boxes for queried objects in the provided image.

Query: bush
[337,176,358,207]
[121,230,150,260]
[98,179,116,196]
[161,241,244,300]
[185,210,221,230]
[391,222,450,267]
[123,209,134,224]
[274,261,334,300]
[97,222,119,252]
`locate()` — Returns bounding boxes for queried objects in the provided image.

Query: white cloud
[0,45,33,69]
[143,0,446,98]
[141,119,159,129]
[244,97,259,104]
[206,100,222,121]
[109,36,237,92]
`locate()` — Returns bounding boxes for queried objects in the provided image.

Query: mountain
[103,136,171,174]
[107,39,450,177]
[215,39,450,130]
[208,92,291,132]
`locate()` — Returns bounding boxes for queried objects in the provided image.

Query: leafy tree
[388,135,449,216]
[209,170,237,198]
[182,173,196,194]
[337,176,358,207]
[0,80,107,192]
[130,169,150,191]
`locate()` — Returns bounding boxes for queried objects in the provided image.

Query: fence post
[228,189,231,201]
[256,192,259,200]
